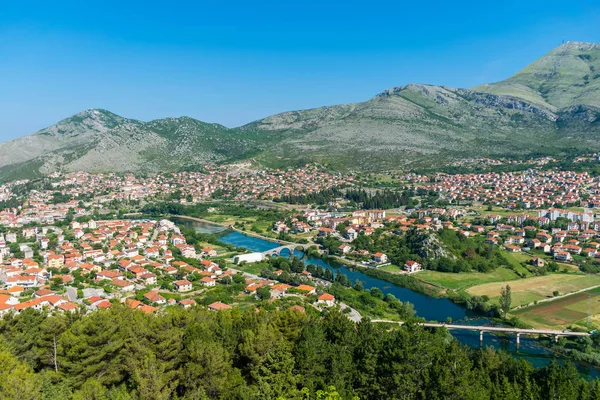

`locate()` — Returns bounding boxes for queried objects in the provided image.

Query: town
[2,164,600,330]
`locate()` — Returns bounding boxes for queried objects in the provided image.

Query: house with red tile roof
[173,280,192,292]
[208,301,231,311]
[317,293,335,307]
[144,291,166,304]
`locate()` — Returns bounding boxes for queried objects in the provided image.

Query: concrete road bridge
[371,320,592,348]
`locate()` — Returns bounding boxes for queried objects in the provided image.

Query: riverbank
[304,249,442,296]
[172,214,301,245]
[178,216,600,376]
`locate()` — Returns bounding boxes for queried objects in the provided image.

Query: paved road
[150,225,159,242]
[340,302,362,322]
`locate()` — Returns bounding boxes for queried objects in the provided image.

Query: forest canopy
[0,306,599,399]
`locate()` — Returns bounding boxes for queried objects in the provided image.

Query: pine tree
[500,284,512,318]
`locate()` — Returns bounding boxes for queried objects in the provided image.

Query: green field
[502,252,534,277]
[197,241,225,251]
[414,267,520,290]
[470,205,537,219]
[468,273,600,308]
[231,261,268,276]
[379,264,403,273]
[513,287,600,329]
[505,252,532,263]
[213,251,238,260]
[203,215,272,233]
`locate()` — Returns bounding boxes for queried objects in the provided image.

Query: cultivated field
[466,273,600,307]
[513,287,600,329]
[415,267,520,290]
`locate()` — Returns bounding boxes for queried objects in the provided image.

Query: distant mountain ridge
[1,41,600,180]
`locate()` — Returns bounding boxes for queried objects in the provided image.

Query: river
[181,219,600,377]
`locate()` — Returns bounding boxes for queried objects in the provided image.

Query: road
[340,302,362,322]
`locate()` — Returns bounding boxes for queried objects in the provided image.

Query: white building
[233,253,265,264]
[404,260,422,273]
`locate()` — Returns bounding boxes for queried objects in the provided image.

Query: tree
[0,346,41,399]
[1,300,600,398]
[132,352,177,400]
[38,315,68,372]
[500,284,512,318]
[256,286,271,300]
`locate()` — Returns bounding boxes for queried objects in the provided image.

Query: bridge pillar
[479,330,483,346]
[554,334,559,343]
[516,333,520,349]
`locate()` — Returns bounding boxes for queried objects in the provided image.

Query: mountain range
[1,41,599,180]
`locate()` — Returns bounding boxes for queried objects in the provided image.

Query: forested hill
[1,306,599,399]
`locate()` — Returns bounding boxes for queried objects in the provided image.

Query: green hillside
[475,41,600,109]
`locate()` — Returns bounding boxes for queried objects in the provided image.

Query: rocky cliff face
[420,234,456,260]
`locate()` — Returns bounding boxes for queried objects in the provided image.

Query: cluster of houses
[318,205,600,272]
[0,165,355,229]
[475,220,600,262]
[243,274,337,308]
[0,219,227,315]
[421,170,597,209]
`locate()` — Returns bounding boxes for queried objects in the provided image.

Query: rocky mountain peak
[36,108,137,137]
[376,83,441,98]
[554,41,599,52]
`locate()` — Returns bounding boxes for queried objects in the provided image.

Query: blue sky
[1,0,599,140]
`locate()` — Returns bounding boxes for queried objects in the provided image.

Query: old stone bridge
[262,243,313,257]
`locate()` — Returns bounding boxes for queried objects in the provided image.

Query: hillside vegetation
[1,306,600,399]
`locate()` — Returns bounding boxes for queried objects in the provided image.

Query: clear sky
[1,0,599,140]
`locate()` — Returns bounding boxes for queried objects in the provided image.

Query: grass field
[232,262,268,276]
[467,274,600,307]
[470,205,537,219]
[379,264,403,273]
[503,253,534,277]
[204,215,273,234]
[414,267,520,290]
[506,252,532,263]
[204,215,256,224]
[197,241,225,251]
[213,251,238,260]
[513,287,600,329]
